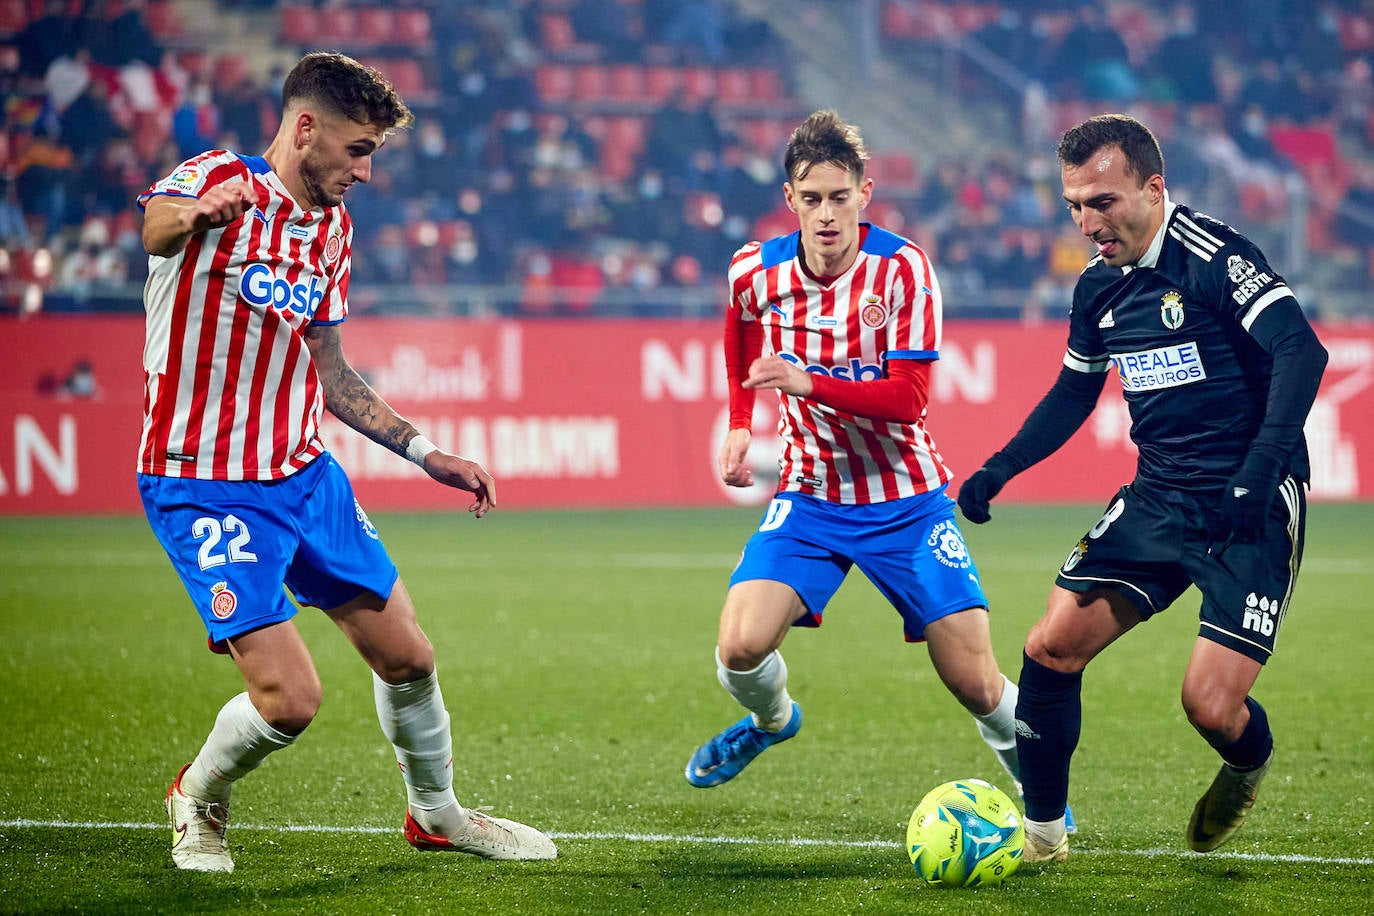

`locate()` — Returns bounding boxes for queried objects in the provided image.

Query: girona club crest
[324,232,343,264]
[860,295,888,329]
[210,582,237,619]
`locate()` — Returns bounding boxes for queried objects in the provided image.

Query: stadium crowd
[3,0,1373,319]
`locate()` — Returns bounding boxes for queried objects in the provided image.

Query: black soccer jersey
[1063,199,1311,496]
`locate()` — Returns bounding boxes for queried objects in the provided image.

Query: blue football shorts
[138,452,398,651]
[1055,480,1306,664]
[729,488,988,642]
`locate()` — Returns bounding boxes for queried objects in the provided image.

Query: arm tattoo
[305,324,420,456]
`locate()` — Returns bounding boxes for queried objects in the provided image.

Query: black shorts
[1054,479,1306,664]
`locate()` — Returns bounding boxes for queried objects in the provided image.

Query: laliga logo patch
[210,582,237,619]
[167,166,199,192]
[1160,290,1185,330]
[324,232,343,264]
[928,520,971,568]
[860,295,889,329]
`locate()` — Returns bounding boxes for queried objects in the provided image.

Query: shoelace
[186,799,230,851]
[463,807,519,847]
[711,720,767,763]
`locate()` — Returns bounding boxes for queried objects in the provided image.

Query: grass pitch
[1,503,1372,914]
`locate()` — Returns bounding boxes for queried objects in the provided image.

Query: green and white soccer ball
[906,778,1024,888]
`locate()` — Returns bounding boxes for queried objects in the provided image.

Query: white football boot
[165,763,234,872]
[405,806,557,861]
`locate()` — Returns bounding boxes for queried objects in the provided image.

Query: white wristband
[406,435,437,468]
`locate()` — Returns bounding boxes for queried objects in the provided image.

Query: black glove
[1220,447,1285,543]
[957,461,1011,524]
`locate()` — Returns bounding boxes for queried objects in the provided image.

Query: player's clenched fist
[743,355,814,397]
[187,181,258,234]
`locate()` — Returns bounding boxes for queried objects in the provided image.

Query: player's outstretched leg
[166,764,233,873]
[685,702,802,787]
[405,807,557,860]
[1187,749,1273,852]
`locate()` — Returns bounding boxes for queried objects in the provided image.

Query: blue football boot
[685,703,802,787]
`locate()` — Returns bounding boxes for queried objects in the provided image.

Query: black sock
[1016,651,1083,823]
[1215,696,1274,771]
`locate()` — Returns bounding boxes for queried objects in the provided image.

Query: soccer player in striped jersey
[139,53,555,872]
[684,110,1037,806]
[958,114,1328,863]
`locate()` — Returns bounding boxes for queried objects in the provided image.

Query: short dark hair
[1057,113,1164,185]
[281,52,414,133]
[784,110,868,183]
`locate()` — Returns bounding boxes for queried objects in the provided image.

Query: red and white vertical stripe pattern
[137,150,352,480]
[729,230,950,504]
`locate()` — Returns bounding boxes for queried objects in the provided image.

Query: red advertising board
[0,315,1369,514]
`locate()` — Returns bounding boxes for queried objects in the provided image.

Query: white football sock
[374,670,460,820]
[181,692,295,803]
[717,648,794,732]
[973,674,1021,792]
[1025,815,1068,845]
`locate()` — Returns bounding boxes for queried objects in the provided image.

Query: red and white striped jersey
[136,150,353,480]
[729,223,951,504]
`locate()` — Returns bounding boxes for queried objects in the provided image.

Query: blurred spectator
[16,0,75,79]
[1144,3,1216,104]
[1048,6,1138,102]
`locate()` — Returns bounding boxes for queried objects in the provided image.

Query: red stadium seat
[679,67,715,105]
[607,64,647,105]
[535,64,574,103]
[214,53,251,90]
[279,4,315,46]
[393,8,431,46]
[867,151,919,193]
[0,0,27,36]
[747,68,785,102]
[355,8,397,47]
[571,65,610,102]
[715,69,752,106]
[540,12,576,52]
[370,58,429,101]
[313,7,358,47]
[644,65,677,103]
[144,0,180,38]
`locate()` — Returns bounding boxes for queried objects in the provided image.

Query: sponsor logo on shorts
[210,582,237,619]
[1242,592,1279,637]
[354,499,379,540]
[1111,341,1207,392]
[928,520,971,568]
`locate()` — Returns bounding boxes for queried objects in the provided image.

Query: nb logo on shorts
[1242,592,1279,636]
[928,520,971,569]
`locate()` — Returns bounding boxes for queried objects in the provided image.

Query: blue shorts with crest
[729,488,987,642]
[138,452,398,651]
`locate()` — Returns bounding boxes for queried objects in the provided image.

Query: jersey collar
[1125,189,1176,273]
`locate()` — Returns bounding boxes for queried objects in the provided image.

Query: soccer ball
[906,778,1024,888]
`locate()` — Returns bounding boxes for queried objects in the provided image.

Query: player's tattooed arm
[303,323,421,457]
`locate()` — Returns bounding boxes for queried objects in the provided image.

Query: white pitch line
[2,820,1371,866]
